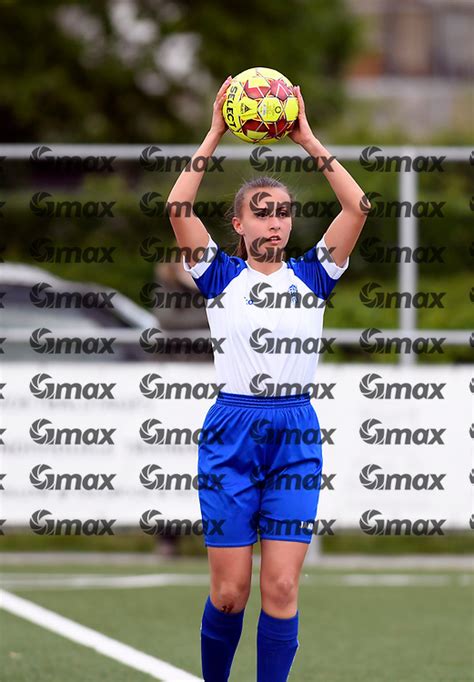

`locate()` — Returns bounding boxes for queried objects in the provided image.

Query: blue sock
[257,609,299,682]
[201,595,245,681]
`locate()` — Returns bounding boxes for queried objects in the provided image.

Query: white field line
[0,573,210,590]
[0,572,472,590]
[0,589,202,682]
[341,574,452,586]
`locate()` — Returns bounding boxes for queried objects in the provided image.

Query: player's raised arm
[166,76,232,268]
[289,85,370,267]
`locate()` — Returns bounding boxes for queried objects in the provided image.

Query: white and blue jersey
[182,234,349,546]
[183,233,349,395]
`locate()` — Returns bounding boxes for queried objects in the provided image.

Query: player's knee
[213,580,250,612]
[261,575,298,609]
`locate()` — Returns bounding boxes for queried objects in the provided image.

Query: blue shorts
[197,391,323,547]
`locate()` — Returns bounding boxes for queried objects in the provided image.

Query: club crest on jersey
[288,284,298,305]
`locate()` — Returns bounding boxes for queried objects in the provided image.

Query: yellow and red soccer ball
[223,67,298,144]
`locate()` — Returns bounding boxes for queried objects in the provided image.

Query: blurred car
[0,263,210,362]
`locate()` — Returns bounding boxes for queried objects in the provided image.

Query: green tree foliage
[0,0,358,142]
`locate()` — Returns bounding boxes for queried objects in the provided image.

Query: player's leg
[198,394,259,681]
[256,540,308,682]
[255,394,321,681]
[208,544,253,613]
[259,538,308,618]
[201,542,253,681]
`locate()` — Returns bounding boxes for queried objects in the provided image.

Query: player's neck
[245,257,286,276]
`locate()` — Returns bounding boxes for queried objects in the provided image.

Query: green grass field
[1,560,473,681]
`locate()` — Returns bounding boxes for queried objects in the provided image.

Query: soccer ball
[222,67,298,144]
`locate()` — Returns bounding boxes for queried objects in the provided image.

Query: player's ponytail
[230,176,292,261]
[235,234,248,260]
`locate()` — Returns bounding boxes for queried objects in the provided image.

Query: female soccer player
[167,76,369,682]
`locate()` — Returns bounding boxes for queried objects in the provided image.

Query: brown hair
[227,176,293,260]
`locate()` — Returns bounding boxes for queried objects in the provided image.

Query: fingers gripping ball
[222,67,299,144]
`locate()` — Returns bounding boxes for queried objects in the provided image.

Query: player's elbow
[345,203,370,229]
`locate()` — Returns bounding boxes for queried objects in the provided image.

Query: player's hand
[209,76,232,136]
[288,85,314,146]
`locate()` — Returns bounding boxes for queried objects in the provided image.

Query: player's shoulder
[182,234,247,298]
[286,234,350,298]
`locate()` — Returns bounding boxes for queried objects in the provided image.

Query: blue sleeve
[287,234,350,299]
[182,234,246,299]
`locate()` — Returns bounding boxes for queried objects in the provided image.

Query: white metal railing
[3,328,469,345]
[1,144,469,161]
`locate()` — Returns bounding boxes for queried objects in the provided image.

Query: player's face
[233,187,292,259]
